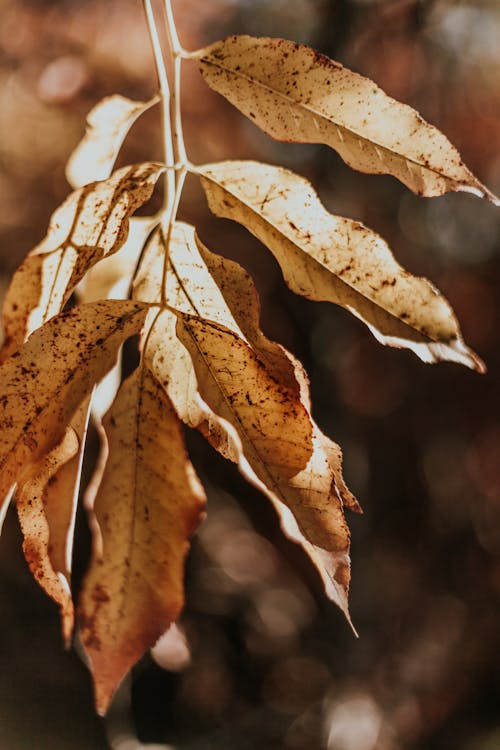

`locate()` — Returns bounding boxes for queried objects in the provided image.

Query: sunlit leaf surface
[196,36,498,202]
[79,364,205,714]
[200,160,484,370]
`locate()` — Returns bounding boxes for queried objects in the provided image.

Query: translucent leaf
[196,36,498,202]
[0,163,163,362]
[76,215,158,422]
[17,427,80,644]
[200,160,484,370]
[175,313,352,618]
[66,94,160,189]
[133,223,354,617]
[43,403,90,581]
[76,217,157,304]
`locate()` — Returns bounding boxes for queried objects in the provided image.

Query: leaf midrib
[202,173,447,347]
[199,55,456,184]
[169,252,311,462]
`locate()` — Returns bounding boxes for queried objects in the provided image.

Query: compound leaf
[133,223,354,615]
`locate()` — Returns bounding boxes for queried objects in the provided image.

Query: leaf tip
[445,339,486,374]
[459,181,500,207]
[91,665,122,717]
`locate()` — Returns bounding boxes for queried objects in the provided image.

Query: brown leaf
[76,217,157,304]
[175,313,352,617]
[66,94,160,189]
[43,402,90,580]
[200,160,484,371]
[188,227,361,513]
[133,223,354,614]
[17,428,80,644]
[78,365,206,715]
[0,300,148,508]
[0,163,163,362]
[133,226,245,461]
[76,215,158,425]
[196,36,498,202]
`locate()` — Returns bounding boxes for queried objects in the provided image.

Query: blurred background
[0,0,499,748]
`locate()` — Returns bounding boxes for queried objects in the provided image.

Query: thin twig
[162,0,188,165]
[160,164,188,304]
[143,0,175,217]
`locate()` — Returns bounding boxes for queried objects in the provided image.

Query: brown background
[0,1,499,748]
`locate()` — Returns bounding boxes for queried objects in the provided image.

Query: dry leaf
[77,216,158,426]
[175,314,345,544]
[175,313,352,616]
[196,36,498,202]
[43,402,90,580]
[200,160,483,370]
[188,227,361,513]
[133,223,354,614]
[76,217,157,304]
[0,164,163,362]
[0,300,148,509]
[78,365,206,715]
[17,428,80,644]
[133,226,243,461]
[66,94,160,189]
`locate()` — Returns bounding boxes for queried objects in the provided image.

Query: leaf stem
[161,0,184,57]
[160,164,188,304]
[162,0,187,166]
[143,0,175,217]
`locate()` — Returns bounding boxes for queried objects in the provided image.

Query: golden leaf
[66,95,160,189]
[133,223,354,615]
[76,217,157,304]
[200,160,483,370]
[43,402,90,581]
[196,36,498,202]
[176,314,345,545]
[0,164,163,362]
[0,300,148,510]
[17,427,80,644]
[78,365,206,715]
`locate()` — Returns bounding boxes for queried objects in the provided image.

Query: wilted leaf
[17,427,80,644]
[0,300,148,507]
[134,226,244,460]
[78,364,206,715]
[66,95,160,189]
[134,223,354,614]
[0,164,163,362]
[76,216,158,425]
[182,226,360,512]
[43,402,90,580]
[196,36,498,201]
[176,313,352,616]
[200,160,483,370]
[176,314,346,547]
